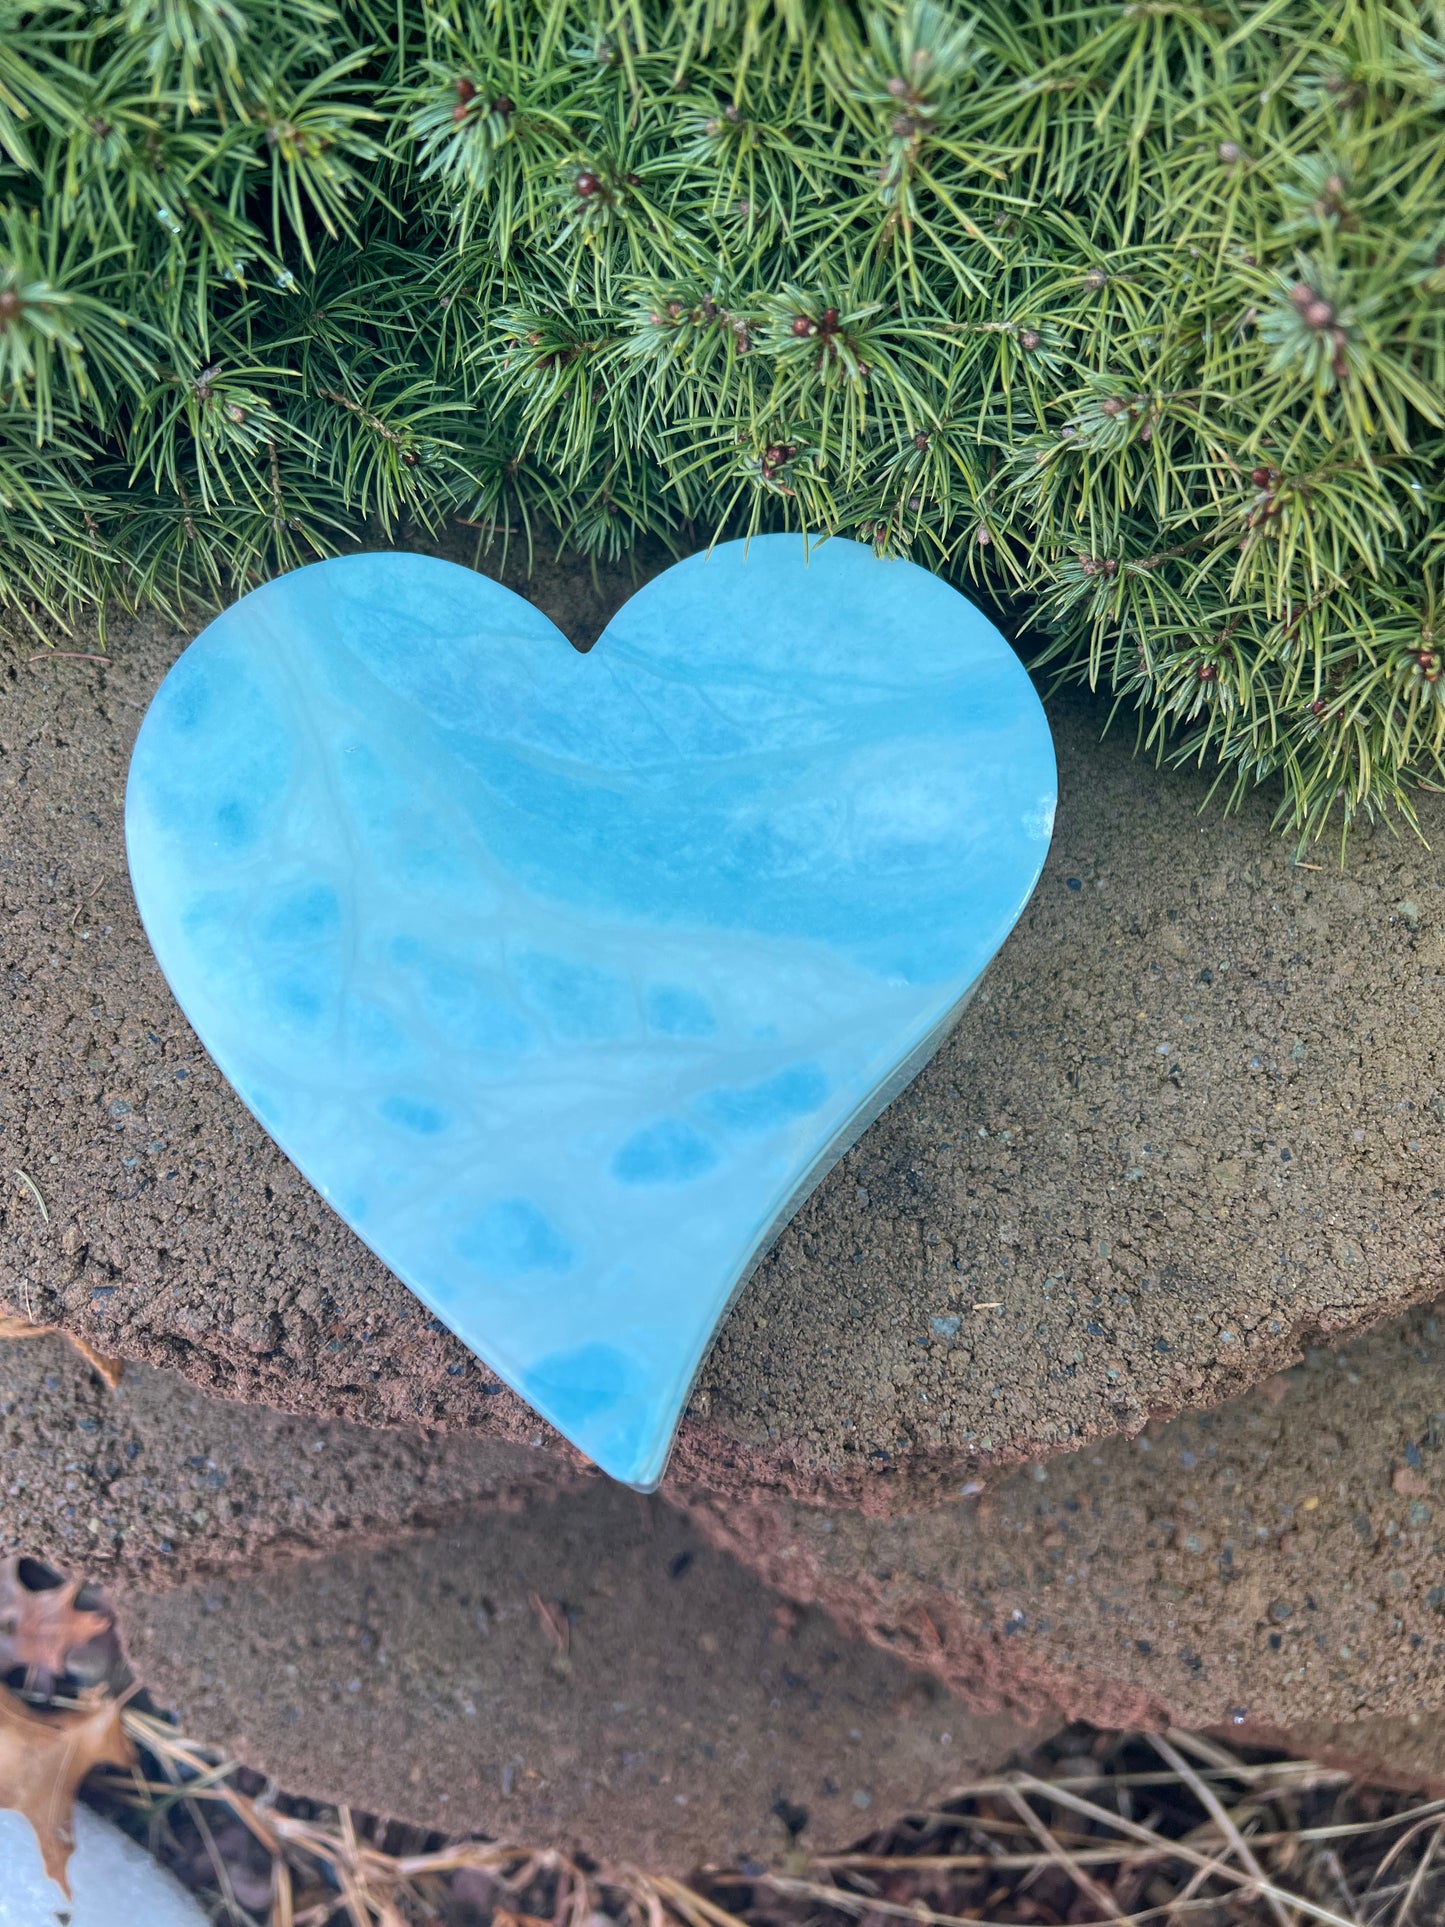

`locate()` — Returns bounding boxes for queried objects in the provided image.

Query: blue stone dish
[125,538,1056,1488]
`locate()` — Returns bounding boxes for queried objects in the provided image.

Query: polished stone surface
[125,538,1054,1486]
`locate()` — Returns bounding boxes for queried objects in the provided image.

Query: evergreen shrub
[2,0,1443,838]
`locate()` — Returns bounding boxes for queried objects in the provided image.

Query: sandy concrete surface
[118,1483,1040,1869]
[680,1300,1445,1732]
[1,1332,586,1589]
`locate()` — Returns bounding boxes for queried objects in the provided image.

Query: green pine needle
[1,0,1442,840]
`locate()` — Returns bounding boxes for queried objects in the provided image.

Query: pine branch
[0,0,1440,837]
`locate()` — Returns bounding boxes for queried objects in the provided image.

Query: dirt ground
[2,542,1443,1508]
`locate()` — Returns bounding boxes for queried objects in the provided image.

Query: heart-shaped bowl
[125,536,1055,1487]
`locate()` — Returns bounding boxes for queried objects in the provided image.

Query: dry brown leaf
[0,1312,125,1389]
[0,1556,113,1682]
[0,1685,135,1894]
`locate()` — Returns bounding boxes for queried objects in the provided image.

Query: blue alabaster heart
[125,538,1055,1487]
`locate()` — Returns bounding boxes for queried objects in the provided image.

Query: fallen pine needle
[0,1314,49,1340]
[1000,1778,1129,1924]
[0,1310,125,1389]
[70,876,105,928]
[61,1331,126,1389]
[1008,1770,1362,1927]
[1153,1731,1297,1927]
[527,1593,570,1655]
[12,1168,49,1222]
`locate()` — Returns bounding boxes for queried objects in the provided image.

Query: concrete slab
[0,1333,583,1590]
[679,1300,1445,1732]
[116,1485,1039,1870]
[4,558,1443,1506]
[3,1322,1036,1866]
